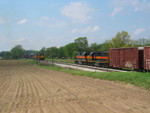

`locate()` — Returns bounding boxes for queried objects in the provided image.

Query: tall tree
[45,48,51,58]
[10,45,25,59]
[74,37,89,52]
[40,47,46,54]
[109,31,134,48]
[90,43,101,52]
[99,41,110,51]
[49,47,58,58]
[64,42,78,58]
[135,38,150,46]
[58,47,66,58]
[0,51,12,59]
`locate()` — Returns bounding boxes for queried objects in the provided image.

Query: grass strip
[24,59,150,90]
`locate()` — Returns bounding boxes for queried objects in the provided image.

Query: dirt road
[0,60,150,113]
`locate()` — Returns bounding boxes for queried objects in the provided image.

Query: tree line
[0,31,150,59]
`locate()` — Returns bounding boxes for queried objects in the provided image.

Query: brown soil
[0,60,150,113]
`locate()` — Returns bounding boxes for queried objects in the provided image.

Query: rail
[42,60,127,72]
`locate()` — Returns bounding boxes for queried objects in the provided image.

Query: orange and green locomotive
[33,54,45,60]
[75,51,109,67]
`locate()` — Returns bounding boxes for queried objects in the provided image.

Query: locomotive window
[95,52,107,56]
[101,53,107,56]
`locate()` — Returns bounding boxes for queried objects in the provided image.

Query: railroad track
[42,60,127,72]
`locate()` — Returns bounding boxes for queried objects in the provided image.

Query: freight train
[24,53,45,60]
[75,46,150,71]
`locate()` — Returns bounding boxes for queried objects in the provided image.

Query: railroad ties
[41,60,127,72]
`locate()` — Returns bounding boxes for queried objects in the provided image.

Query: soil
[0,60,150,113]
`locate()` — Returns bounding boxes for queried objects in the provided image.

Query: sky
[0,0,150,51]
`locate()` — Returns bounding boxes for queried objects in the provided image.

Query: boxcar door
[119,49,124,68]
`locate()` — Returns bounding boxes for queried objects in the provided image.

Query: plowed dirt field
[0,60,150,113]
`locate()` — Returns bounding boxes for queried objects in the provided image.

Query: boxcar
[109,47,143,70]
[144,46,150,71]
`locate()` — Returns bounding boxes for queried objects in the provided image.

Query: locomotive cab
[87,51,109,67]
[75,52,89,64]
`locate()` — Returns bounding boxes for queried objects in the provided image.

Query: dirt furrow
[0,60,150,113]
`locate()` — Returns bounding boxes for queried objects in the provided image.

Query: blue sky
[0,0,150,51]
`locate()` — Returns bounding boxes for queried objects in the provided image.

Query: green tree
[63,42,78,58]
[10,45,25,59]
[135,38,150,46]
[109,31,134,48]
[73,51,77,58]
[40,47,46,54]
[90,43,101,51]
[74,37,89,52]
[99,41,110,51]
[49,47,58,58]
[0,51,12,59]
[45,48,51,58]
[58,47,66,58]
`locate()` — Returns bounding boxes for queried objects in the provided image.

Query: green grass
[46,58,74,63]
[23,59,150,90]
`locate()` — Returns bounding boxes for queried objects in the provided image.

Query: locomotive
[24,53,45,60]
[75,51,109,67]
[75,46,150,71]
[33,54,45,60]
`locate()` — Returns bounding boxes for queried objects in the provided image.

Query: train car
[39,54,45,60]
[75,52,89,64]
[74,46,150,71]
[32,54,45,60]
[144,46,150,71]
[87,51,109,67]
[35,54,45,60]
[33,54,37,59]
[109,47,143,70]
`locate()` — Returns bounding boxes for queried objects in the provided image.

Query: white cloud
[33,18,67,27]
[111,7,123,16]
[41,17,50,21]
[61,2,92,23]
[0,36,14,51]
[133,0,150,12]
[0,17,7,24]
[72,25,100,34]
[0,36,9,42]
[111,0,150,16]
[12,37,40,50]
[133,28,146,35]
[14,37,27,44]
[17,19,27,24]
[91,25,100,32]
